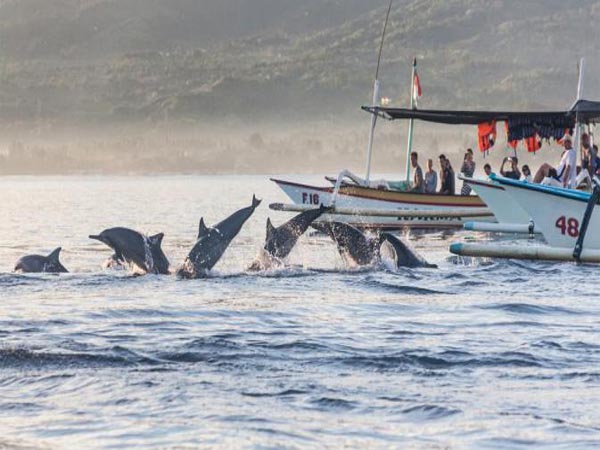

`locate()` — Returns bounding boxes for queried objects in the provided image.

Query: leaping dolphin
[14,247,68,273]
[89,228,170,275]
[313,221,436,269]
[249,204,327,270]
[176,195,262,279]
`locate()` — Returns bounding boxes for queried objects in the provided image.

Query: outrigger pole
[364,0,393,184]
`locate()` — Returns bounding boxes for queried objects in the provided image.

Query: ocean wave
[338,350,547,371]
[399,404,461,420]
[309,396,358,411]
[478,303,583,315]
[242,389,309,398]
[0,346,157,369]
[353,279,447,295]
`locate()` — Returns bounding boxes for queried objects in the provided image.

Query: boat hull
[463,177,531,224]
[271,178,494,230]
[493,176,600,249]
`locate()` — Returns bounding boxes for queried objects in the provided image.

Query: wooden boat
[272,176,492,230]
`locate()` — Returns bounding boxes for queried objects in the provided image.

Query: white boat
[491,175,600,249]
[458,175,530,224]
[272,176,493,230]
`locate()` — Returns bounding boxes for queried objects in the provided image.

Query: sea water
[0,175,598,448]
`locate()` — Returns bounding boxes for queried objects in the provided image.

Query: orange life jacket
[525,134,542,153]
[478,121,497,153]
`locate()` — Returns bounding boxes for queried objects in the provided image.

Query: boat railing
[330,170,368,206]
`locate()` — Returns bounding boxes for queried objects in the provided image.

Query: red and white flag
[412,63,422,107]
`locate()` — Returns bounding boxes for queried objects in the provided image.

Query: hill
[0,0,599,174]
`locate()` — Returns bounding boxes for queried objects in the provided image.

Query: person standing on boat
[410,152,425,193]
[581,133,597,176]
[500,157,521,180]
[521,165,532,182]
[460,149,476,195]
[424,158,437,193]
[439,155,455,195]
[533,134,577,187]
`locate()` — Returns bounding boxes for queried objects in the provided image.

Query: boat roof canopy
[362,99,600,125]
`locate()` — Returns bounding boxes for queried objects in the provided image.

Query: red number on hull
[555,216,580,237]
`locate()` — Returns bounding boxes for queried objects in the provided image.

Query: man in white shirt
[533,134,577,188]
[556,135,577,187]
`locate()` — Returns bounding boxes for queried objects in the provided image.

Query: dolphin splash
[249,204,327,270]
[89,228,170,275]
[313,221,436,269]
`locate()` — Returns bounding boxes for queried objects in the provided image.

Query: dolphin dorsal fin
[149,233,164,247]
[47,247,62,261]
[198,218,210,239]
[266,218,276,239]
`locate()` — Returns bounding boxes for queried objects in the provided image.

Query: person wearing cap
[533,134,577,187]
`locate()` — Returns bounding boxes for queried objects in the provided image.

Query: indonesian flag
[412,60,422,107]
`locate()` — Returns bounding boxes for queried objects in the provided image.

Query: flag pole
[574,58,585,165]
[364,0,393,185]
[405,58,417,186]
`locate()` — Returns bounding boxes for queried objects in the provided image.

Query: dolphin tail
[252,194,262,209]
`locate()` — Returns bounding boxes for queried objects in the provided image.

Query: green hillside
[0,0,598,126]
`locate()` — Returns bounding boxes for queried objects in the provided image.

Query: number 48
[555,216,579,237]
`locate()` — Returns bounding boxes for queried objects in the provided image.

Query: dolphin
[177,195,262,278]
[311,222,380,266]
[379,232,437,269]
[313,221,436,269]
[14,247,68,273]
[248,205,327,270]
[89,227,169,275]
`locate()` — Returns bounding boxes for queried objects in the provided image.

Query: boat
[271,2,493,231]
[490,174,600,249]
[457,174,530,225]
[272,176,492,230]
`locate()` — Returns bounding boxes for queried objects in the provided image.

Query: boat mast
[404,58,417,186]
[364,0,393,185]
[574,58,585,161]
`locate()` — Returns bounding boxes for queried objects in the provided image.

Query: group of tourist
[410,132,598,195]
[410,149,478,195]
[410,151,457,195]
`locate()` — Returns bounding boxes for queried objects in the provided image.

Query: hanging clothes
[525,133,542,153]
[505,122,518,150]
[478,120,497,154]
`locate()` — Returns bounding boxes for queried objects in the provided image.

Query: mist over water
[0,176,598,448]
